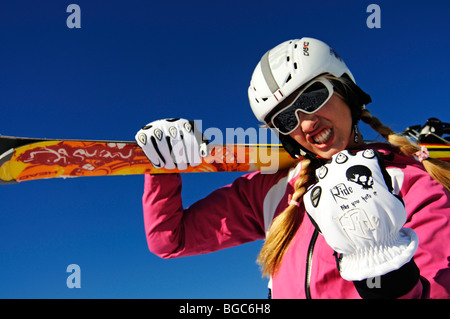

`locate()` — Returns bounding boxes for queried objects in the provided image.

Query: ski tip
[0,148,18,184]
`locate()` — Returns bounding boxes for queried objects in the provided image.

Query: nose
[297,110,319,133]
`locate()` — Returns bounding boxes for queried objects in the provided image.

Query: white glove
[303,149,418,281]
[135,118,208,170]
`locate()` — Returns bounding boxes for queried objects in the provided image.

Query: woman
[135,38,450,298]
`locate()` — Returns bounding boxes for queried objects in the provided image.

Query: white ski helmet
[249,37,355,124]
[248,37,371,160]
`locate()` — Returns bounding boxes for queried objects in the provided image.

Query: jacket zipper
[305,228,319,299]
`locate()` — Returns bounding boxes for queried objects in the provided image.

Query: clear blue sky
[0,0,448,298]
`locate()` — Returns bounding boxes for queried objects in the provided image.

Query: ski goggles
[270,78,334,135]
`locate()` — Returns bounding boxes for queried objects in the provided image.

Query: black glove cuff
[353,258,420,299]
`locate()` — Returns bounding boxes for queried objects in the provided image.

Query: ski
[0,135,297,184]
[1,118,449,184]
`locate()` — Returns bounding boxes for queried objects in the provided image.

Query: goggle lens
[272,79,333,134]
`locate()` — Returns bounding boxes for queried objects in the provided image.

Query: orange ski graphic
[0,137,297,184]
[1,135,448,184]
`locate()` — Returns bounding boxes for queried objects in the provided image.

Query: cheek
[289,128,308,146]
[320,101,353,136]
[336,116,353,137]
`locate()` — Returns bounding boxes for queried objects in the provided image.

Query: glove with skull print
[303,149,418,281]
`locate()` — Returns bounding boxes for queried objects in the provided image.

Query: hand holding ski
[303,149,419,281]
[135,119,208,170]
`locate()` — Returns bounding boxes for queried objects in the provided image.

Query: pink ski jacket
[142,143,450,299]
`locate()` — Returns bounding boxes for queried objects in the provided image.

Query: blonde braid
[257,159,316,277]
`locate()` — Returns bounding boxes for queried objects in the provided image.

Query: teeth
[313,128,331,144]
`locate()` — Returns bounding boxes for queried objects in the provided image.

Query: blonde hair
[256,79,450,278]
[257,159,316,277]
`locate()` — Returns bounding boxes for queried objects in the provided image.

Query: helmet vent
[294,62,298,69]
[287,56,290,62]
[285,74,292,83]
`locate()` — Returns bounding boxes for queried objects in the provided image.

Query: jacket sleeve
[142,172,285,259]
[399,164,450,299]
[377,161,450,299]
[352,162,449,299]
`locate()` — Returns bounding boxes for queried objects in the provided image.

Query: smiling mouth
[312,128,332,144]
